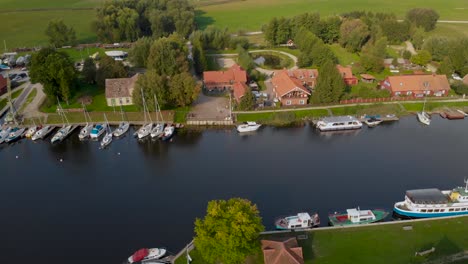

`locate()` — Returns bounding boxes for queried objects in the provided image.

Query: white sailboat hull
[417,112,431,125]
[137,123,153,139]
[113,122,129,137]
[90,124,107,139]
[51,125,72,143]
[79,124,94,140]
[150,123,165,138]
[101,133,113,148]
[32,126,53,141]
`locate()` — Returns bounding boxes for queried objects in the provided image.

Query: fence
[339,96,425,104]
[172,240,194,264]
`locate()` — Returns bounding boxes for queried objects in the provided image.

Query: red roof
[383,74,450,92]
[463,74,468,85]
[203,64,247,85]
[262,237,304,264]
[0,75,6,89]
[271,70,311,98]
[336,65,354,79]
[232,82,247,102]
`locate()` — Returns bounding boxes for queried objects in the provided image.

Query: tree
[360,37,387,73]
[406,8,439,32]
[339,19,370,52]
[276,17,291,45]
[411,50,432,66]
[81,58,96,84]
[318,16,341,43]
[379,19,410,44]
[192,38,207,75]
[45,19,76,47]
[29,48,76,103]
[438,57,453,76]
[96,56,127,88]
[264,17,279,45]
[134,70,169,110]
[238,89,255,110]
[168,72,200,107]
[237,46,254,72]
[312,59,345,103]
[147,35,189,75]
[194,198,265,264]
[422,36,450,61]
[411,27,425,50]
[129,37,152,68]
[402,50,412,60]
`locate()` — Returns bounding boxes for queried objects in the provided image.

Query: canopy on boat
[132,248,149,262]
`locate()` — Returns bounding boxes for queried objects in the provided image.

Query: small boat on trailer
[316,116,362,131]
[328,208,389,226]
[364,117,382,128]
[32,126,54,141]
[127,248,166,263]
[237,121,261,133]
[275,212,320,230]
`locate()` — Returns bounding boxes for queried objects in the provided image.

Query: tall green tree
[237,46,254,72]
[360,37,387,73]
[192,38,207,75]
[411,27,426,50]
[264,17,279,45]
[129,37,152,68]
[238,89,255,110]
[134,70,169,110]
[339,19,370,52]
[29,48,76,104]
[411,50,432,66]
[168,72,200,107]
[96,56,127,88]
[45,19,77,47]
[438,57,454,76]
[406,8,439,32]
[312,59,345,103]
[147,35,189,75]
[81,58,96,84]
[194,198,265,264]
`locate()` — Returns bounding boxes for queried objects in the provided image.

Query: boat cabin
[346,208,376,223]
[280,213,312,229]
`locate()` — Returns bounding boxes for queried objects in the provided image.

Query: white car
[452,73,463,81]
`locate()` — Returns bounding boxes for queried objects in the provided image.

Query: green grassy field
[195,0,468,31]
[427,23,468,38]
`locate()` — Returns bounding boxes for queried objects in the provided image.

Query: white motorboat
[0,127,12,143]
[79,124,93,140]
[137,123,153,139]
[151,123,165,138]
[237,121,261,133]
[417,98,431,125]
[90,124,106,139]
[100,114,112,148]
[316,116,362,131]
[51,125,72,143]
[4,127,25,143]
[127,248,166,263]
[275,212,320,230]
[364,117,383,128]
[32,126,54,141]
[113,121,129,137]
[161,125,175,141]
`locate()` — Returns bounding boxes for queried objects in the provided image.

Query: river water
[1,115,467,264]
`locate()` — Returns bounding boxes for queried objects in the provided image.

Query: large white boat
[127,248,166,263]
[393,180,468,219]
[32,126,54,141]
[237,122,261,133]
[275,212,320,230]
[316,116,362,131]
[51,125,72,144]
[90,124,106,139]
[417,98,431,125]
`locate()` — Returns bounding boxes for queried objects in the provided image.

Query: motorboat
[32,126,54,141]
[4,127,25,143]
[0,127,12,143]
[127,248,166,263]
[275,212,320,230]
[151,123,165,138]
[328,208,389,226]
[137,123,153,139]
[90,124,106,139]
[316,116,362,131]
[113,121,129,137]
[161,125,175,141]
[51,125,72,143]
[364,117,382,128]
[237,122,261,133]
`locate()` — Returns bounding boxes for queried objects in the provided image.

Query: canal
[1,115,466,264]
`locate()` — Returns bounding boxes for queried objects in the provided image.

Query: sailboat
[101,114,112,148]
[25,118,41,138]
[51,100,73,144]
[113,105,129,137]
[78,103,94,140]
[136,89,153,139]
[0,126,12,144]
[4,127,25,143]
[32,125,54,141]
[3,76,24,143]
[150,94,165,139]
[417,98,431,125]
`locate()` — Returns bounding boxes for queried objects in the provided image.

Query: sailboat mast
[58,100,70,125]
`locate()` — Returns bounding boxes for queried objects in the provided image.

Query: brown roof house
[0,75,7,96]
[261,237,304,264]
[203,64,248,102]
[272,70,312,106]
[105,74,139,106]
[463,74,468,85]
[380,74,450,97]
[336,65,358,86]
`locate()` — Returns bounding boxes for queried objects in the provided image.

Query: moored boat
[100,114,112,148]
[5,127,25,143]
[393,180,468,219]
[32,126,54,141]
[417,98,431,125]
[90,124,106,139]
[25,125,40,138]
[51,125,72,144]
[127,248,166,263]
[328,208,388,226]
[237,121,261,133]
[275,212,320,230]
[161,125,175,141]
[137,123,153,139]
[113,121,129,137]
[316,116,362,131]
[151,123,165,138]
[0,127,12,143]
[364,117,382,128]
[79,124,94,140]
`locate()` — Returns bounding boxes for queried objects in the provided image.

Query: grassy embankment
[176,216,468,264]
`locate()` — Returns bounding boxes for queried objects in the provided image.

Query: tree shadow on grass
[410,235,463,264]
[195,10,215,30]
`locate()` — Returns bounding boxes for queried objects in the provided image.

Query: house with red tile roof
[261,237,304,264]
[380,74,450,97]
[336,65,358,86]
[105,74,139,106]
[203,64,248,102]
[463,74,468,85]
[0,75,7,96]
[272,70,311,106]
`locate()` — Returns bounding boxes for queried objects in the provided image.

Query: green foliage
[422,36,450,61]
[295,28,336,67]
[406,8,439,32]
[237,46,255,72]
[360,37,387,73]
[95,56,127,88]
[129,37,152,68]
[411,50,432,66]
[191,26,231,50]
[312,59,345,103]
[238,89,255,110]
[81,58,96,84]
[339,19,370,52]
[168,72,200,107]
[29,47,76,104]
[192,38,207,75]
[411,27,426,50]
[451,82,468,96]
[402,50,412,60]
[45,19,76,47]
[194,198,265,264]
[379,19,410,44]
[93,0,195,42]
[344,83,391,99]
[437,57,453,76]
[147,35,189,75]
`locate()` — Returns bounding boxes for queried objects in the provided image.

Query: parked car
[452,73,463,81]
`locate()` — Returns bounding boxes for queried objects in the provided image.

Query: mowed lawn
[195,0,468,31]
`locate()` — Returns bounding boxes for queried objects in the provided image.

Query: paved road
[405,41,417,55]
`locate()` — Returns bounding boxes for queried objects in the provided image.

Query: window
[111,99,115,105]
[126,98,130,103]
[427,209,433,212]
[462,208,467,211]
[119,98,123,105]
[449,208,454,212]
[434,209,439,212]
[299,100,305,105]
[286,100,292,105]
[395,92,401,96]
[421,209,427,212]
[407,91,412,95]
[455,208,461,211]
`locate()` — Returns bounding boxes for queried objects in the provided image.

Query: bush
[451,82,468,96]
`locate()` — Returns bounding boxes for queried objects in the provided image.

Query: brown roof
[232,82,247,101]
[203,64,247,84]
[105,74,139,99]
[385,74,450,92]
[336,65,355,79]
[272,70,311,97]
[0,75,6,89]
[262,237,304,264]
[360,74,375,80]
[463,74,468,85]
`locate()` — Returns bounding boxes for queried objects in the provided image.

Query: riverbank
[175,215,468,264]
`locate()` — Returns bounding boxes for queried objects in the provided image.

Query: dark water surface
[1,116,467,264]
